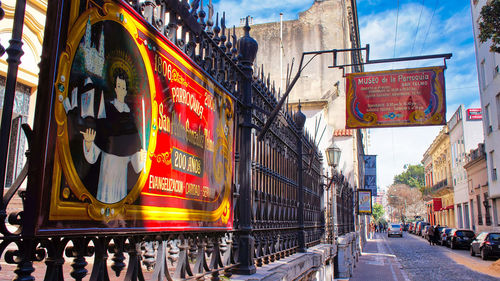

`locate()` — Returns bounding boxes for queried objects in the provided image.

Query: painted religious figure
[81,68,146,203]
[61,18,151,206]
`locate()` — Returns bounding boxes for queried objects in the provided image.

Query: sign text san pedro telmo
[346,66,446,129]
[32,1,234,234]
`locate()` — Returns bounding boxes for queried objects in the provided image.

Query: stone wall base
[231,244,336,281]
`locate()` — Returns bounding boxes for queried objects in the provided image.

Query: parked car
[470,232,500,260]
[411,222,418,234]
[439,228,453,246]
[416,222,429,236]
[413,221,422,235]
[449,229,475,249]
[388,223,403,237]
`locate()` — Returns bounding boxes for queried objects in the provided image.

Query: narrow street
[351,231,500,281]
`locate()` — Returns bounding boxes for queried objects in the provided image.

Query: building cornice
[3,2,45,44]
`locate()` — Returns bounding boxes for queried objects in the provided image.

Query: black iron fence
[0,0,330,280]
[335,173,354,236]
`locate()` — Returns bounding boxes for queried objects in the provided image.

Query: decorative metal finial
[206,0,214,33]
[198,0,206,28]
[231,26,238,58]
[214,12,220,42]
[294,99,306,129]
[220,12,227,50]
[191,0,201,16]
[221,12,226,31]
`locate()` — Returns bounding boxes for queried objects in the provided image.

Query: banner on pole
[346,66,446,128]
[363,155,377,196]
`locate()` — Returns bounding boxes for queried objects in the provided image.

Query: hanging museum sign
[357,189,372,215]
[346,66,446,129]
[28,0,234,234]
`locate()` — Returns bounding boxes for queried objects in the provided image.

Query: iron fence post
[0,0,26,209]
[236,18,257,275]
[294,106,306,252]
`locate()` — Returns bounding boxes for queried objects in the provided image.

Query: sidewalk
[349,232,409,281]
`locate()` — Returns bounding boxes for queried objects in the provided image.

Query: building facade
[470,0,500,228]
[423,126,455,227]
[0,0,46,208]
[448,105,483,228]
[463,143,499,232]
[245,0,366,216]
[244,0,365,174]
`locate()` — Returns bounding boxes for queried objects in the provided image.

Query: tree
[372,203,385,223]
[478,0,500,53]
[386,184,426,223]
[393,164,425,192]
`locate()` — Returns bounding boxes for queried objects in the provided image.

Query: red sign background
[33,1,234,234]
[466,108,482,121]
[346,67,446,128]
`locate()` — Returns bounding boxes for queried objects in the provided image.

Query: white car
[388,223,403,237]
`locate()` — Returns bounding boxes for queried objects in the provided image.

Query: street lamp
[325,142,341,240]
[325,142,341,168]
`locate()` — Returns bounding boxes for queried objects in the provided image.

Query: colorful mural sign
[346,67,446,128]
[34,1,234,234]
[363,155,377,196]
[357,189,372,215]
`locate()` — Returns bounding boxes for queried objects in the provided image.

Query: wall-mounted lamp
[325,142,341,168]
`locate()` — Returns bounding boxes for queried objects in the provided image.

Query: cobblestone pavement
[381,231,499,281]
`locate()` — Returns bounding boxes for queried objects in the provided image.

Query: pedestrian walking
[427,225,435,245]
[433,224,441,245]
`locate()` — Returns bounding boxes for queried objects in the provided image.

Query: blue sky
[212,0,481,190]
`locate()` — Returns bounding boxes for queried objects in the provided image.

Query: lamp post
[326,142,341,238]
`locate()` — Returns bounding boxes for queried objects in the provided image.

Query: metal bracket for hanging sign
[330,44,452,77]
[256,44,452,141]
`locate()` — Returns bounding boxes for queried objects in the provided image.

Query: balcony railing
[429,178,452,194]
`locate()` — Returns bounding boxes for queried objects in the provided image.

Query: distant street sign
[346,66,446,128]
[466,108,482,121]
